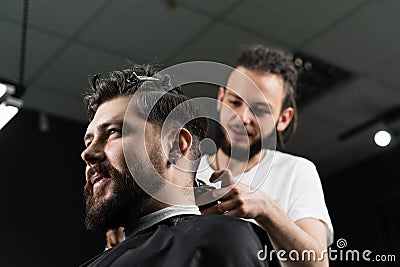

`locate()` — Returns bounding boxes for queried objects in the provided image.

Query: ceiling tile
[77,0,212,62]
[182,0,239,16]
[1,0,108,37]
[0,0,23,22]
[30,43,127,100]
[25,34,67,83]
[0,22,21,81]
[0,22,65,84]
[170,23,282,66]
[23,85,87,122]
[303,0,400,73]
[375,0,400,9]
[31,0,109,36]
[224,0,366,47]
[302,77,400,129]
[371,54,400,89]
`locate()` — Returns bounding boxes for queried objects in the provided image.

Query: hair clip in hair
[126,72,159,85]
[161,74,172,87]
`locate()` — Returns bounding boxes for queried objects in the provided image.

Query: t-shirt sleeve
[286,160,334,246]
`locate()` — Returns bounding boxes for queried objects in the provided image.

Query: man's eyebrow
[226,91,272,109]
[83,133,93,143]
[226,91,243,100]
[253,102,272,109]
[97,119,124,131]
[83,119,124,143]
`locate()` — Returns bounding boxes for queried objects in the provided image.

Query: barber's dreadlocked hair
[236,44,298,150]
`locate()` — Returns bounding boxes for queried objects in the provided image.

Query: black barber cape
[80,214,280,267]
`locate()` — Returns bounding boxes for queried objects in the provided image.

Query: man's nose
[81,141,106,166]
[238,105,253,125]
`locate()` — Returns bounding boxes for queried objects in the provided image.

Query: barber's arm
[201,170,329,267]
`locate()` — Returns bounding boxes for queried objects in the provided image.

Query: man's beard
[215,124,274,161]
[83,162,150,232]
[83,143,167,232]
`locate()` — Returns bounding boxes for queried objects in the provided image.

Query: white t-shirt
[196,149,334,246]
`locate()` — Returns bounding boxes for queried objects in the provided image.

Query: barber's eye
[229,100,241,107]
[252,108,269,116]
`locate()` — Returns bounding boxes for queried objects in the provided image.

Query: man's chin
[230,149,253,161]
[222,139,264,161]
[85,186,119,232]
[93,188,113,203]
[85,196,119,232]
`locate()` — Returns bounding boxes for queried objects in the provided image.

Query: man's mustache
[86,163,113,187]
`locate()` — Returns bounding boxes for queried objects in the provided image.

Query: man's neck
[124,204,200,237]
[124,184,197,227]
[125,198,169,226]
[212,148,266,177]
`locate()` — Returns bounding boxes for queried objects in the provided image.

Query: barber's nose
[238,106,253,125]
[81,141,106,166]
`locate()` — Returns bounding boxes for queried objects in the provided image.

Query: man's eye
[229,100,241,107]
[252,108,270,116]
[107,128,121,136]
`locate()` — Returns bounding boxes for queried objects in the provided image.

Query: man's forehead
[85,96,145,133]
[86,115,124,131]
[227,71,263,93]
[226,67,284,106]
[87,97,128,125]
[224,86,270,107]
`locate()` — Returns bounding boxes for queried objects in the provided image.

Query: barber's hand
[106,227,125,249]
[200,170,268,220]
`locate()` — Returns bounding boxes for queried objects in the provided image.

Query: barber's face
[81,96,163,231]
[217,67,286,153]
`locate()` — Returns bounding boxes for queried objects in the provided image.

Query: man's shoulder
[146,214,264,241]
[169,215,276,266]
[184,214,261,235]
[189,214,254,227]
[174,215,273,255]
[82,215,276,267]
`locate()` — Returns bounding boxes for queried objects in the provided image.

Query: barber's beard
[216,125,274,161]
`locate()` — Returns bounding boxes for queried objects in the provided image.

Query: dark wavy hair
[84,63,208,163]
[236,44,298,149]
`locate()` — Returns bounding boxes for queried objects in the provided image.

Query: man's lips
[90,173,111,191]
[229,127,253,138]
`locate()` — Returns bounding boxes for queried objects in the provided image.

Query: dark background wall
[0,109,398,266]
[0,110,104,266]
[323,145,399,266]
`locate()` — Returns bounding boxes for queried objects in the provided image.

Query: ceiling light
[374,130,391,147]
[339,105,400,146]
[0,103,19,130]
[0,82,23,130]
[0,81,17,100]
[0,84,6,98]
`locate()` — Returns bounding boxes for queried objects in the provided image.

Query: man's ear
[276,107,294,132]
[168,128,192,164]
[216,86,225,112]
